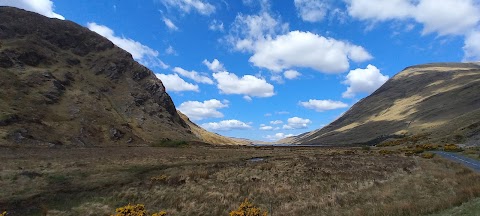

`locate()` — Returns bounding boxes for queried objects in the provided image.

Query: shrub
[112,204,147,216]
[1,211,6,216]
[444,144,463,152]
[112,204,167,216]
[230,199,268,216]
[421,153,435,159]
[151,140,188,147]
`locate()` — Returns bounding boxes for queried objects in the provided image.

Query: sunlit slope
[291,63,480,145]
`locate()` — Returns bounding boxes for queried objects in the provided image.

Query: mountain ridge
[288,62,480,146]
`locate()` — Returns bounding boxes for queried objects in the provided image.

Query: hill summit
[0,7,215,146]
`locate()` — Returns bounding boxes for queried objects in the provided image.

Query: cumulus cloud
[0,0,64,19]
[342,64,389,98]
[155,73,199,92]
[463,30,480,61]
[173,67,214,84]
[284,70,301,79]
[250,31,372,73]
[87,23,168,69]
[160,0,215,15]
[213,71,275,97]
[163,17,179,30]
[299,99,349,112]
[283,117,312,130]
[178,99,228,120]
[265,133,295,141]
[348,0,480,35]
[201,120,252,131]
[203,59,225,72]
[294,0,330,22]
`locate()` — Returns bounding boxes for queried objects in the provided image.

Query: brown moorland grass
[0,146,479,215]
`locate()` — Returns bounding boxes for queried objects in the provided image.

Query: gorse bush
[230,199,268,216]
[112,204,166,216]
[420,153,435,159]
[444,144,463,152]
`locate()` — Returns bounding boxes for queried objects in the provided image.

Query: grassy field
[1,146,480,216]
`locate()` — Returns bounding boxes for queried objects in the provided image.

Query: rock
[0,114,19,126]
[109,127,124,140]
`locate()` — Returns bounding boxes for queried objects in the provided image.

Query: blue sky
[3,0,480,141]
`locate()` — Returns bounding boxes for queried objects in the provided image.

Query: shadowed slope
[0,7,197,147]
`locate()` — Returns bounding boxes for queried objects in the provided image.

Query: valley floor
[0,146,480,215]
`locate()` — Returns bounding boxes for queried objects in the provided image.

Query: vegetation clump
[112,204,167,216]
[229,199,268,216]
[1,211,6,216]
[421,153,435,159]
[151,139,188,148]
[444,144,463,152]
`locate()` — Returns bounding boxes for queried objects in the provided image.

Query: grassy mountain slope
[0,7,198,147]
[291,63,480,145]
[178,111,252,145]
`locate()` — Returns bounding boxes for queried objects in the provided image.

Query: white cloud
[226,12,289,52]
[165,45,177,55]
[243,95,253,101]
[178,99,228,120]
[163,17,179,31]
[413,0,480,36]
[161,0,215,15]
[294,0,329,22]
[249,31,372,73]
[201,120,252,131]
[270,120,283,125]
[342,64,389,98]
[463,30,480,61]
[260,125,274,130]
[173,67,214,84]
[87,23,168,69]
[346,0,480,60]
[283,117,312,130]
[213,71,275,97]
[0,0,64,19]
[270,74,284,84]
[348,0,480,36]
[284,70,301,79]
[347,0,414,22]
[300,99,349,112]
[265,133,295,141]
[203,59,225,72]
[209,19,224,31]
[155,73,199,92]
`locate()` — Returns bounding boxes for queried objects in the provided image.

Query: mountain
[177,111,253,145]
[290,63,480,146]
[0,7,200,147]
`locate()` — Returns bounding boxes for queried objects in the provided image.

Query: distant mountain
[289,63,480,146]
[0,7,200,146]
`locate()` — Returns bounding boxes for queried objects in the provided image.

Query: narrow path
[434,151,480,172]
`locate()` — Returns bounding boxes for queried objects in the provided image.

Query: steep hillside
[178,111,252,145]
[0,7,197,147]
[292,63,480,145]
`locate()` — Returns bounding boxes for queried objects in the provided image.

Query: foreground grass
[0,146,479,215]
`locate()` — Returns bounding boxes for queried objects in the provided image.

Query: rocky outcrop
[0,7,197,147]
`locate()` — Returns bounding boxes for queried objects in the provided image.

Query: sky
[2,0,480,142]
